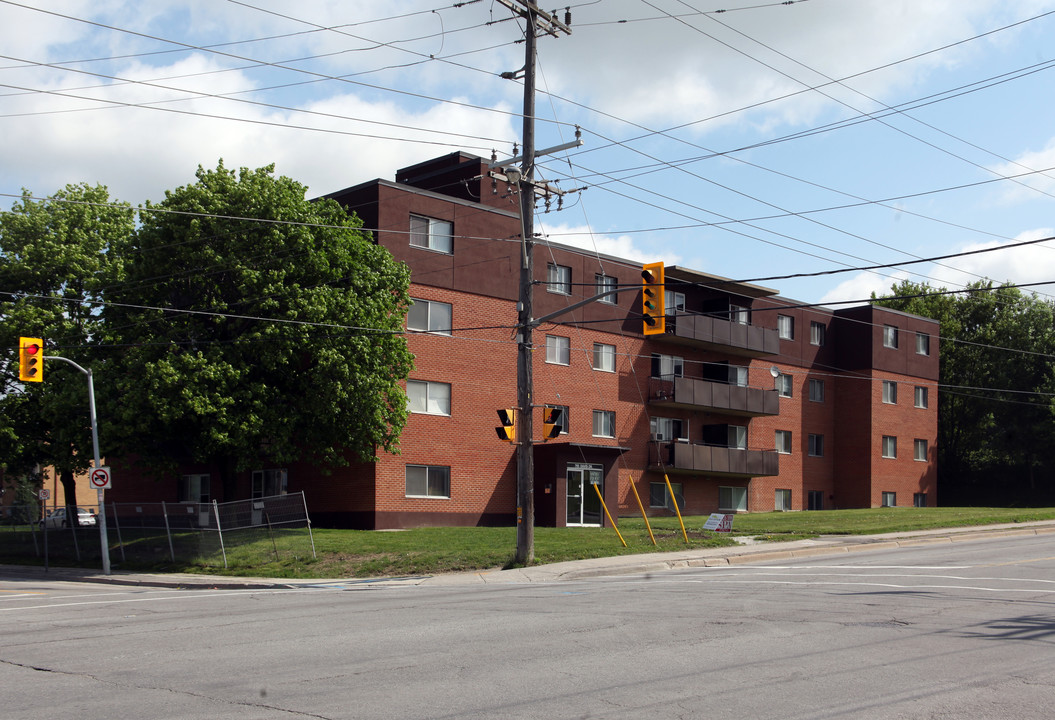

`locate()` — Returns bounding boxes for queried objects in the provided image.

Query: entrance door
[566,464,604,526]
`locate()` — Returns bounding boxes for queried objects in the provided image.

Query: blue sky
[3,0,1055,306]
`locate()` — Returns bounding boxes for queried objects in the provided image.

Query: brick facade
[106,152,940,527]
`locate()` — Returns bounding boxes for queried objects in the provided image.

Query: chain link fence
[0,492,315,569]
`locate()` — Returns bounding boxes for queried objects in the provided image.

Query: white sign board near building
[703,513,733,533]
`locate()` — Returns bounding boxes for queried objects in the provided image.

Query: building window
[651,353,684,379]
[595,273,616,304]
[883,325,899,349]
[775,430,792,454]
[728,425,747,450]
[178,474,210,503]
[808,490,824,510]
[405,465,450,499]
[409,214,452,254]
[775,489,792,512]
[407,298,452,335]
[809,379,825,403]
[665,290,685,315]
[251,469,287,499]
[730,365,749,387]
[914,386,929,408]
[916,332,930,356]
[810,321,826,346]
[547,263,572,295]
[544,404,569,435]
[719,486,748,512]
[914,493,927,508]
[592,410,615,438]
[882,435,897,459]
[650,481,683,509]
[730,304,750,325]
[882,491,896,507]
[914,438,928,461]
[651,417,687,442]
[777,314,794,340]
[808,434,824,457]
[776,372,792,398]
[882,380,898,404]
[546,335,570,365]
[406,379,451,416]
[592,342,617,372]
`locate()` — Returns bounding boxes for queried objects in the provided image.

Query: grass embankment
[197,506,1055,579]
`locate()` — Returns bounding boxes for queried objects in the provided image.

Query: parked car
[40,507,97,528]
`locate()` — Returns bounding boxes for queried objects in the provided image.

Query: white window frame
[547,263,572,295]
[719,486,747,512]
[652,353,684,379]
[664,290,685,316]
[730,304,750,325]
[407,298,452,335]
[775,430,792,455]
[405,464,450,499]
[595,273,616,304]
[776,373,792,398]
[914,386,929,409]
[777,314,794,340]
[728,424,747,450]
[914,438,928,461]
[545,335,570,365]
[409,214,453,254]
[882,491,897,507]
[651,417,688,442]
[592,342,617,372]
[916,332,930,356]
[251,469,287,499]
[179,474,210,503]
[809,378,824,403]
[775,489,792,512]
[810,321,826,346]
[406,379,451,416]
[882,380,898,404]
[882,435,897,459]
[808,433,824,457]
[592,410,616,438]
[649,481,683,509]
[544,403,569,435]
[883,324,899,349]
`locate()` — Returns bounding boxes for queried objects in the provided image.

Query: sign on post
[703,513,733,533]
[89,466,112,490]
[39,488,50,500]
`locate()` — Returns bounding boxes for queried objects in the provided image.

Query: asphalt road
[3,533,1054,719]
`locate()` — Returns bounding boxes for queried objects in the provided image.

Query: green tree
[0,185,135,519]
[874,280,1055,503]
[105,162,413,498]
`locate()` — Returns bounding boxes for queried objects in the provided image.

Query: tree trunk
[59,468,78,526]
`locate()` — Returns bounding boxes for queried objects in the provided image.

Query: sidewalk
[4,520,1055,590]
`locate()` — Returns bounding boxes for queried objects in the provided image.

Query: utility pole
[497,1,571,564]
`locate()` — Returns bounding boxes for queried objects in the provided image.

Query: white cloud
[534,221,677,266]
[819,270,910,306]
[989,141,1055,204]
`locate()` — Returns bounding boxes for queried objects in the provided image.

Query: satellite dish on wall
[769,366,780,378]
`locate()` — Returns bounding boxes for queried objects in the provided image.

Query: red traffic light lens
[24,344,40,355]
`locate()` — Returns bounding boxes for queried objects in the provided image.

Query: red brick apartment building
[109,152,938,529]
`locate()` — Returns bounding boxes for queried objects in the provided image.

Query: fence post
[212,500,227,569]
[161,501,175,562]
[110,502,126,563]
[301,492,316,559]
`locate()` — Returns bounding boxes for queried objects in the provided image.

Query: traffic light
[18,337,43,383]
[495,408,517,442]
[641,261,665,335]
[542,406,563,440]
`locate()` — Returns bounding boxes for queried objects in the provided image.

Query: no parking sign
[89,466,112,490]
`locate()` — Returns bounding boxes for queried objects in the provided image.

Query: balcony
[649,377,779,417]
[649,441,779,478]
[657,311,779,357]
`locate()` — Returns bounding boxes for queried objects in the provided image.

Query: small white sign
[89,466,112,490]
[703,513,733,533]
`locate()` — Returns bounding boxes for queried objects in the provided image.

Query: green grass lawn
[7,506,1054,579]
[161,506,1055,579]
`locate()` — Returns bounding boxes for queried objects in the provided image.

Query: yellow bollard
[593,483,626,547]
[664,473,689,544]
[626,474,657,545]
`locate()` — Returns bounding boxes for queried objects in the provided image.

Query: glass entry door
[566,464,604,526]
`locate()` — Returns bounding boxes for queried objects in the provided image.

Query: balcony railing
[649,377,779,417]
[649,441,779,478]
[657,312,779,357]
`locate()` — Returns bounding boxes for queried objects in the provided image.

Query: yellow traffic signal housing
[641,262,665,335]
[495,408,517,442]
[542,406,563,440]
[18,337,44,382]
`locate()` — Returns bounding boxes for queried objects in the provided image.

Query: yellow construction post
[664,473,689,544]
[626,474,656,545]
[593,483,626,548]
